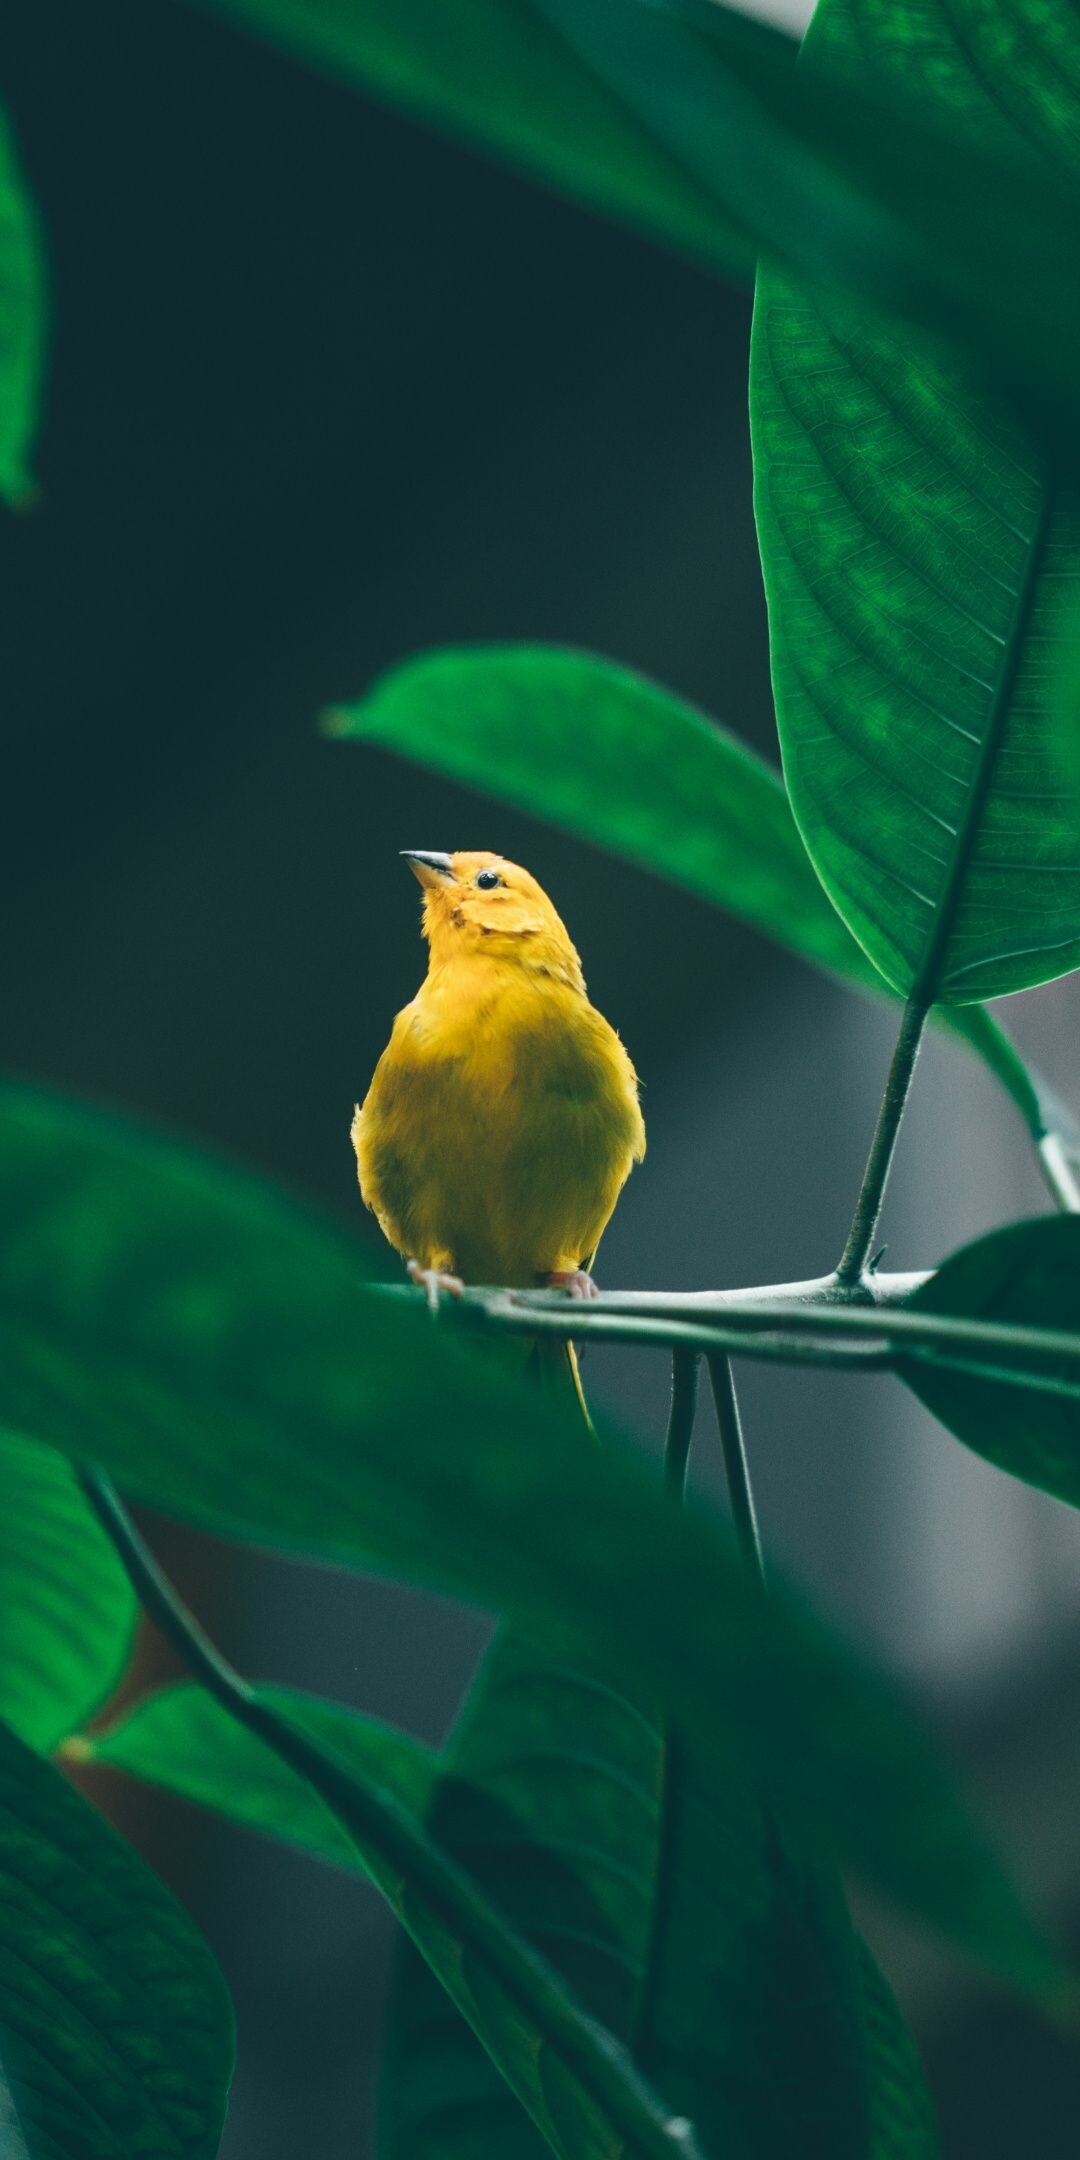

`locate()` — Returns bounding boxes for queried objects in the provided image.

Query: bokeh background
[4,0,1080,2151]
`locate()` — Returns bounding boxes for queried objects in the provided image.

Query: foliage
[3,0,1080,2156]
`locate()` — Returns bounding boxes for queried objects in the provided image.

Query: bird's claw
[407,1259,465,1314]
[544,1268,599,1302]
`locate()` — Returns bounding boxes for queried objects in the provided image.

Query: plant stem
[663,1351,701,1498]
[1038,1133,1080,1214]
[634,1354,701,2066]
[835,994,929,1286]
[75,1470,705,2160]
[707,1358,766,1587]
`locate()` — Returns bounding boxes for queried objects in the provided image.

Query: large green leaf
[328,644,1064,1150]
[384,1635,885,2160]
[751,0,1080,1006]
[78,1660,936,2159]
[0,109,45,507]
[903,1217,1080,1507]
[0,1429,135,1752]
[0,1080,1060,2001]
[0,1716,233,2158]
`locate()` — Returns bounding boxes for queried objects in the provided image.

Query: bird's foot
[407,1259,465,1314]
[544,1268,599,1302]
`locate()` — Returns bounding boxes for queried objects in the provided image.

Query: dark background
[3,2,1080,2152]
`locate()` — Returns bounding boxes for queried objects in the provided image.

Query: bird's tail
[525,1337,594,1433]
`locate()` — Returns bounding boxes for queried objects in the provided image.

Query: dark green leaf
[0,1080,1061,1997]
[0,1716,233,2157]
[903,1218,1080,1507]
[386,1636,883,2160]
[858,1949,938,2160]
[185,0,734,271]
[0,109,44,507]
[329,643,1059,1144]
[751,0,1080,1005]
[186,0,1080,462]
[70,1681,435,1863]
[80,1659,936,2160]
[0,1428,136,1752]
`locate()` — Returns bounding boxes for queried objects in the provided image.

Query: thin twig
[836,996,929,1286]
[708,1358,766,1587]
[663,1351,701,1499]
[74,1470,706,2160]
[452,1293,1080,1377]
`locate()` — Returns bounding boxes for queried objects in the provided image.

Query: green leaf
[902,1217,1080,1508]
[0,1716,233,2158]
[750,0,1080,1007]
[384,1635,879,2160]
[79,1682,682,2160]
[0,109,45,507]
[183,0,1080,463]
[0,1428,136,1752]
[858,1949,939,2160]
[329,642,1064,1147]
[184,0,736,272]
[72,1681,435,1867]
[0,1079,1061,1999]
[79,1659,937,2160]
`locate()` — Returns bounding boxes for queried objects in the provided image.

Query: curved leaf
[0,1716,233,2158]
[185,0,1080,463]
[78,1662,936,2160]
[0,1080,1061,1998]
[0,1429,135,1752]
[903,1217,1080,1507]
[751,0,1080,1006]
[384,1627,938,2160]
[329,644,1061,1145]
[0,110,45,507]
[186,0,734,271]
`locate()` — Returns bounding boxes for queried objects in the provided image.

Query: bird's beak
[401,850,455,890]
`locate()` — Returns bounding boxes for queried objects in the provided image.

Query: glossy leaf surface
[0,1428,136,1752]
[751,0,1080,1006]
[330,644,1053,1141]
[0,1080,1059,1995]
[0,1716,233,2157]
[904,1218,1080,1507]
[0,110,44,506]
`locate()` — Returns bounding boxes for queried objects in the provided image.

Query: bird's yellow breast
[353,952,644,1286]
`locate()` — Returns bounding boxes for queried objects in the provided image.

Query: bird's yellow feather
[352,850,644,1289]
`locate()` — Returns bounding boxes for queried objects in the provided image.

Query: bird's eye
[476,869,502,890]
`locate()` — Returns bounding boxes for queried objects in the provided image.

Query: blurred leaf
[385,1635,886,2160]
[751,0,1080,1006]
[903,1218,1080,1507]
[185,0,734,271]
[184,0,1080,461]
[0,109,45,507]
[80,1680,674,2160]
[0,1081,1062,1995]
[0,1429,135,1752]
[0,1716,233,2158]
[73,1681,435,1862]
[858,1950,938,2160]
[81,1654,936,2159]
[329,643,1065,1146]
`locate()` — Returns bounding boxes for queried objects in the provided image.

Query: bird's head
[402,851,585,987]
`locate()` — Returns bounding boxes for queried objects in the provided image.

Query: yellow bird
[353,850,645,1365]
